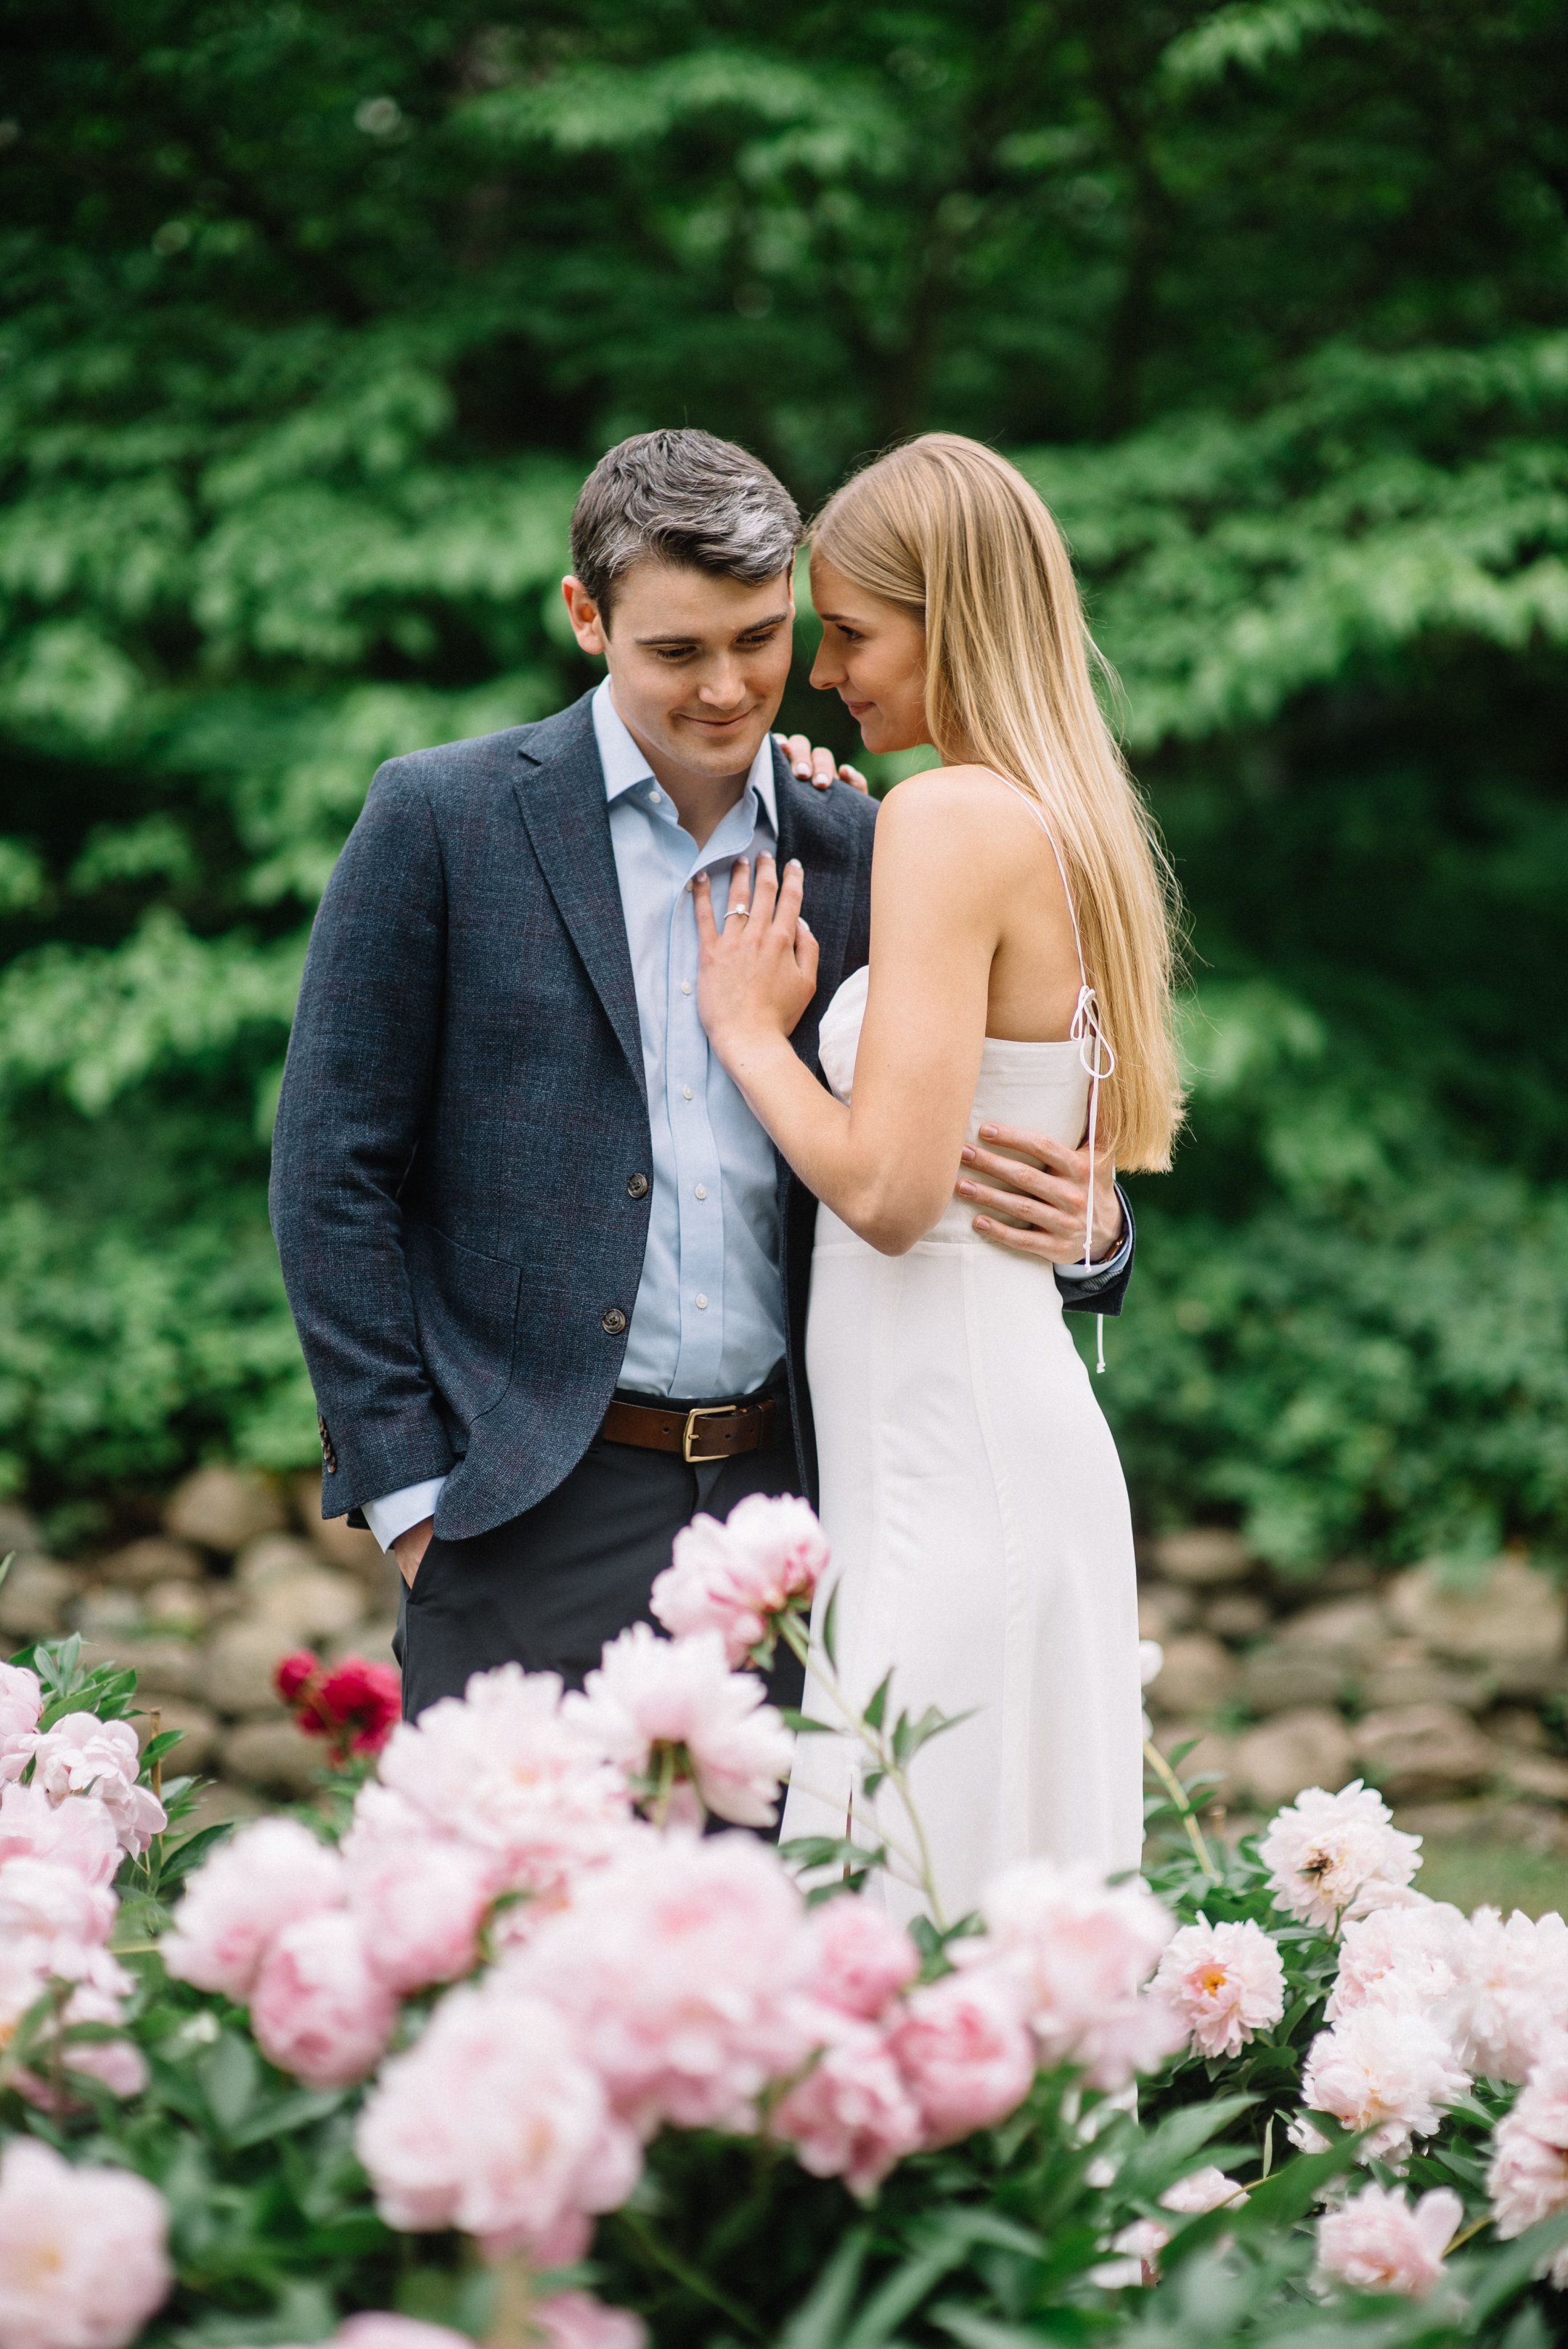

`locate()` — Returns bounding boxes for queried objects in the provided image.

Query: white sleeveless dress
[780,963,1145,1926]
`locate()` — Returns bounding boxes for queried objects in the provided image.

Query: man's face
[562,560,794,781]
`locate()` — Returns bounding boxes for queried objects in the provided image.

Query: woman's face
[808,552,930,755]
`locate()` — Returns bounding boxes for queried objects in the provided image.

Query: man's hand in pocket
[393,1516,434,1589]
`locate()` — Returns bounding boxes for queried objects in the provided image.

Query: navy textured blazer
[269,690,1134,1541]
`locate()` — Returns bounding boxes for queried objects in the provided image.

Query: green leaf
[777,2228,871,2349]
[863,1671,892,1733]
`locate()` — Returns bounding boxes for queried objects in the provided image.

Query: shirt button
[626,1173,650,1198]
[694,1184,707,1200]
[680,981,693,997]
[682,1084,693,1100]
[600,1307,628,1335]
[649,788,662,804]
[695,1294,709,1310]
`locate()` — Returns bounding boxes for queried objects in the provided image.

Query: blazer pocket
[405,1222,523,1429]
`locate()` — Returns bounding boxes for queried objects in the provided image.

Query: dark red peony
[274,1650,401,1765]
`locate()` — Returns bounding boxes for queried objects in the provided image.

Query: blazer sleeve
[1055,1185,1136,1318]
[269,760,457,1519]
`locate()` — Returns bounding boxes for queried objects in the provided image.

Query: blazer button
[626,1172,649,1198]
[601,1307,628,1335]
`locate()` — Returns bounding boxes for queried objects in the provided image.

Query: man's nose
[697,664,747,709]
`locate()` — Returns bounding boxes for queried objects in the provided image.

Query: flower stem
[1143,1739,1220,1881]
[613,2209,764,2338]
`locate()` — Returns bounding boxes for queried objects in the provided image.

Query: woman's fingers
[773,857,805,936]
[748,851,780,928]
[692,867,720,951]
[957,1175,1071,1231]
[958,1142,1078,1212]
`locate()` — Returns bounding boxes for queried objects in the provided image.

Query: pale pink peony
[801,1897,920,2022]
[0,2136,171,2349]
[250,1909,398,2088]
[343,1789,498,1993]
[530,2291,648,2349]
[16,1982,149,2112]
[1488,2035,1568,2287]
[0,1662,42,1781]
[0,1857,117,1974]
[771,2016,923,2194]
[377,1664,631,1903]
[1109,2166,1244,2268]
[889,1967,1037,2146]
[23,1714,166,1854]
[1295,1999,1469,2162]
[1450,1907,1568,2085]
[1259,1782,1421,1929]
[1316,2181,1463,2296]
[161,1815,345,1999]
[651,1492,830,1664]
[1326,1899,1470,2027]
[967,1859,1184,2091]
[335,2319,476,2349]
[565,1625,793,1829]
[0,1781,121,1888]
[505,1829,815,2136]
[356,1973,640,2255]
[1154,1916,1286,2058]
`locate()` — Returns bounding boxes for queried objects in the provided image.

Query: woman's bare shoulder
[877,764,1052,857]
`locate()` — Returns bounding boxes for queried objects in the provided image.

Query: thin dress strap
[992,778,1116,1373]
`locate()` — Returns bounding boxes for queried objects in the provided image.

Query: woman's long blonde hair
[813,432,1183,1171]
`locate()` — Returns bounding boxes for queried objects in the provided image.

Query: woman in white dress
[693,433,1182,1925]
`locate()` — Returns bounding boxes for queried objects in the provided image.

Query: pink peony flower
[1154,1916,1286,2059]
[800,1897,920,2022]
[1316,2181,1463,2296]
[1488,2036,1568,2286]
[1326,1899,1470,2027]
[250,1909,398,2088]
[889,1967,1037,2146]
[377,1664,631,1903]
[343,1794,498,1995]
[651,1492,830,1664]
[1109,2166,1244,2268]
[161,1815,345,1999]
[16,1982,149,2113]
[505,1829,815,2136]
[1259,1782,1421,1929]
[967,1859,1184,2091]
[1450,1907,1568,2085]
[356,1974,640,2256]
[565,1625,794,1829]
[772,2016,923,2194]
[0,1856,117,1974]
[0,1781,121,1888]
[335,2320,475,2349]
[530,2291,647,2349]
[1295,1999,1469,2162]
[0,1662,41,1782]
[0,2136,171,2349]
[22,1715,166,1854]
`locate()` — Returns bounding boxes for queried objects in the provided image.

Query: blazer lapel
[512,695,645,1098]
[772,748,857,1069]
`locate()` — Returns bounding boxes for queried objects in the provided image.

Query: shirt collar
[592,675,777,833]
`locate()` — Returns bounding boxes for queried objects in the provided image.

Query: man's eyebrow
[632,608,792,647]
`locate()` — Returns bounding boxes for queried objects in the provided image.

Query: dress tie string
[1071,984,1116,1374]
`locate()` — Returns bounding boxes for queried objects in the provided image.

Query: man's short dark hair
[570,428,802,621]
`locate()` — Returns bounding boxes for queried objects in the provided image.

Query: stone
[1315,1559,1380,1596]
[1238,1646,1349,1715]
[1495,1749,1568,1805]
[141,1580,214,1633]
[221,1719,324,1799]
[1145,1632,1236,1717]
[1489,1706,1548,1751]
[1233,1708,1354,1810]
[1204,1592,1271,1642]
[250,1569,366,1644]
[1273,1596,1388,1663]
[0,1503,43,1556]
[165,1466,285,1554]
[1387,1556,1566,1686]
[204,1622,300,1717]
[234,1532,324,1590]
[327,1617,399,1667]
[1362,1641,1490,1713]
[0,1557,81,1638]
[1354,1702,1496,1802]
[133,1700,221,1774]
[1145,1528,1254,1586]
[294,1476,385,1581]
[94,1536,205,1588]
[189,1781,264,1831]
[74,1586,145,1641]
[77,1636,205,1701]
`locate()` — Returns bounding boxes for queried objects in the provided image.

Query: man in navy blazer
[269,430,1135,1719]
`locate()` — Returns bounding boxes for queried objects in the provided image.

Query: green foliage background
[2,0,1566,1568]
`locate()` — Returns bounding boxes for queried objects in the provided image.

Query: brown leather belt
[601,1394,779,1463]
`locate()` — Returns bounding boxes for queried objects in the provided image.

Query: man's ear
[562,575,608,657]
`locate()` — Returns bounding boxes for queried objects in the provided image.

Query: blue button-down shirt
[594,678,787,1397]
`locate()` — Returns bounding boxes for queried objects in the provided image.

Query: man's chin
[669,720,771,774]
